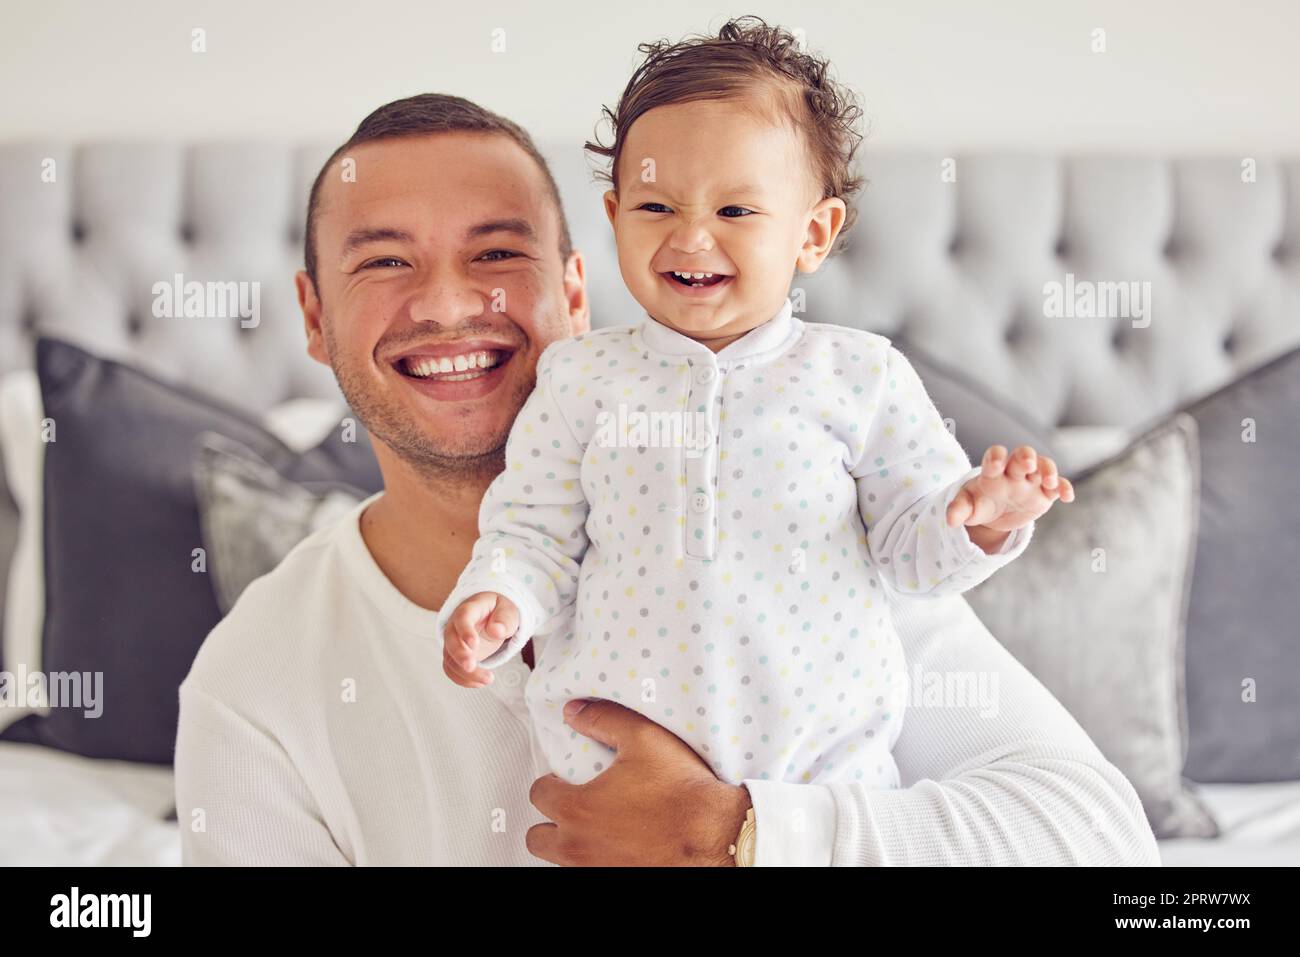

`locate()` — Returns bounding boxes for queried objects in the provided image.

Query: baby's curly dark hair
[585,15,866,251]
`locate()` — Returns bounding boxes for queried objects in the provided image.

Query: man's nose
[669,218,716,256]
[408,265,486,325]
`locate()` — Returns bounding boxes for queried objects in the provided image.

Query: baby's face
[604,97,842,347]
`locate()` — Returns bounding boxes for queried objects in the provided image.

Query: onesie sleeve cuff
[741,778,837,866]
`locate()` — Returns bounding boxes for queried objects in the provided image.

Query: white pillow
[262,398,349,453]
[1048,425,1134,473]
[0,371,48,730]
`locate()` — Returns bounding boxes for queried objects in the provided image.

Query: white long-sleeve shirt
[175,505,1160,866]
[435,299,1033,787]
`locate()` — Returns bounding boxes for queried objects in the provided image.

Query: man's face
[298,133,587,477]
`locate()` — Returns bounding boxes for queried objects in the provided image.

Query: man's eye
[479,250,521,262]
[362,257,407,268]
[636,203,672,213]
[718,206,754,218]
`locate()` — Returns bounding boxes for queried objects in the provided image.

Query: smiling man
[173,93,1160,867]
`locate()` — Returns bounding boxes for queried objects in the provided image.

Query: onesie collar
[639,297,800,367]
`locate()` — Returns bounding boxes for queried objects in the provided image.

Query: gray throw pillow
[965,413,1218,839]
[193,433,363,614]
[0,338,382,764]
[1176,344,1300,782]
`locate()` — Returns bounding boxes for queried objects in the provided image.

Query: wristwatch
[728,806,757,867]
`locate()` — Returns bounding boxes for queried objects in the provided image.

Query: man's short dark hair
[303,93,574,288]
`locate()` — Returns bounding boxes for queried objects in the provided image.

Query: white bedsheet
[1159,780,1300,866]
[3,739,1297,866]
[0,741,179,866]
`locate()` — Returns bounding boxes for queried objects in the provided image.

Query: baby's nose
[669,219,715,254]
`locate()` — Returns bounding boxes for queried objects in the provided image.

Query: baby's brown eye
[719,206,753,218]
[637,203,671,213]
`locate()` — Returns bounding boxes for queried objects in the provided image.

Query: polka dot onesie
[435,298,1034,786]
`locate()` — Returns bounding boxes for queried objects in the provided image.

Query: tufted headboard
[2,141,1297,429]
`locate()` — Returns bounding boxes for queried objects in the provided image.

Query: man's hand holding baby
[442,591,521,688]
[945,445,1075,554]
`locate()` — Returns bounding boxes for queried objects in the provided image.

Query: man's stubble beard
[321,312,535,484]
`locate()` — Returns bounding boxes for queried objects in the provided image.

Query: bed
[3,738,1296,866]
[2,143,1298,867]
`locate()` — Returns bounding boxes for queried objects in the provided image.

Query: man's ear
[295,270,329,366]
[603,189,619,232]
[563,250,591,336]
[795,197,847,274]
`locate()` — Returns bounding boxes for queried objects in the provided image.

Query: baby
[436,18,1073,787]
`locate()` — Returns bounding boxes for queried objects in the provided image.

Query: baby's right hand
[442,592,520,689]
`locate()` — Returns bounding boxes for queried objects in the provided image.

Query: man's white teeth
[404,350,502,378]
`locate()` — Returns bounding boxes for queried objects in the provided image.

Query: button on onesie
[436,298,1033,786]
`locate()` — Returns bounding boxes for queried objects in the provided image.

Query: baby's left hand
[945,445,1074,533]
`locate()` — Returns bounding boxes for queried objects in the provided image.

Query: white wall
[1,0,1296,154]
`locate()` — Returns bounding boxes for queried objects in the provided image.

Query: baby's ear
[796,197,847,273]
[603,190,620,230]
